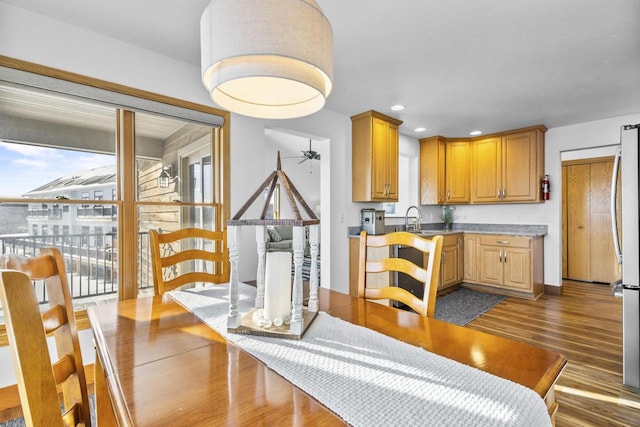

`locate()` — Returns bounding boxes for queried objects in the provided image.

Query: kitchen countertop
[348,223,547,238]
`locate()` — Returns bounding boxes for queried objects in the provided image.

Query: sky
[0,141,115,197]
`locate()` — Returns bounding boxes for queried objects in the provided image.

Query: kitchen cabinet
[420,125,546,205]
[419,137,470,204]
[440,233,464,289]
[351,110,403,202]
[445,140,471,203]
[473,234,544,299]
[419,136,446,204]
[471,126,546,203]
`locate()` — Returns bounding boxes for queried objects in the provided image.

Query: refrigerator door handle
[611,145,622,264]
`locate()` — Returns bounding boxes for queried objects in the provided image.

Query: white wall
[1,2,639,386]
[264,130,322,218]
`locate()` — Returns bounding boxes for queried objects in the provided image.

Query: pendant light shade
[200,0,333,119]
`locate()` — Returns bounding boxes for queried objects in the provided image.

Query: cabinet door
[463,234,477,281]
[419,136,446,204]
[471,137,501,202]
[441,244,459,288]
[371,117,390,199]
[503,247,531,291]
[386,122,399,199]
[566,163,591,280]
[456,235,464,282]
[478,245,503,287]
[445,140,470,203]
[502,130,539,201]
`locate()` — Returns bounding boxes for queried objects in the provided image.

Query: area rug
[435,288,506,326]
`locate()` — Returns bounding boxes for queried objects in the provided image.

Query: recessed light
[470,130,482,136]
[390,104,405,111]
[414,127,427,132]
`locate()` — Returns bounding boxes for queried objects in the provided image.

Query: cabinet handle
[503,188,506,199]
[499,249,503,263]
[497,240,509,244]
[447,190,450,200]
[504,251,508,263]
[442,253,446,263]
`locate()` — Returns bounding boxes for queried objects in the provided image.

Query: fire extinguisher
[542,174,550,200]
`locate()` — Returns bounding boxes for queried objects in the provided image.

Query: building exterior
[23,165,117,250]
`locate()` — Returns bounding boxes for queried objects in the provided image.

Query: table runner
[169,284,550,427]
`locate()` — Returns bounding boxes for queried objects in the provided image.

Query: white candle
[264,251,292,323]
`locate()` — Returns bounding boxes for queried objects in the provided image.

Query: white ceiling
[3,0,639,137]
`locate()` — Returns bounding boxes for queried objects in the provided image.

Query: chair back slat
[42,304,67,334]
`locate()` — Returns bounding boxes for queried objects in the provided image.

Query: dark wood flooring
[466,280,640,426]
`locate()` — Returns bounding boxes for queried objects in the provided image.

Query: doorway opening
[264,128,330,287]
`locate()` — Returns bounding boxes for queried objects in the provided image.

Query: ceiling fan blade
[298,157,308,164]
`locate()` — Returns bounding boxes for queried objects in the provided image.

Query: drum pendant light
[200,0,334,119]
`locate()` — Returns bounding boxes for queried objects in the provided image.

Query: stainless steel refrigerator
[611,123,640,389]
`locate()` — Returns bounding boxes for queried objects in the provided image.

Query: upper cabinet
[419,137,470,204]
[471,126,547,203]
[352,110,403,202]
[445,140,471,203]
[420,125,546,205]
[419,136,446,204]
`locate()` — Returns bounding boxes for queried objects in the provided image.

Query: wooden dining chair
[0,247,92,427]
[358,231,443,317]
[149,227,228,295]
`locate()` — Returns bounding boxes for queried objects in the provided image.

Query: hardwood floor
[466,280,640,426]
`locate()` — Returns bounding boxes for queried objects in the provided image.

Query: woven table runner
[170,284,550,427]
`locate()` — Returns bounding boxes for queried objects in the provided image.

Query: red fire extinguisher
[542,174,550,200]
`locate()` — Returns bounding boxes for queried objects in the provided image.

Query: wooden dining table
[88,286,567,426]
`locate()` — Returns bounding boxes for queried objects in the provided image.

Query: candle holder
[227,152,319,339]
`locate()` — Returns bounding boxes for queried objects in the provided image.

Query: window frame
[0,56,231,345]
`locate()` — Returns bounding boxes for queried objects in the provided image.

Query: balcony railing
[77,206,117,218]
[0,232,153,312]
[26,208,63,219]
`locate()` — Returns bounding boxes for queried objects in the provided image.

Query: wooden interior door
[565,163,591,280]
[563,157,619,283]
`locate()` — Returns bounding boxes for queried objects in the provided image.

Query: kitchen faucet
[405,205,423,232]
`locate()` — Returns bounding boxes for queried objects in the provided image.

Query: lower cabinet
[440,234,464,290]
[471,234,544,299]
[463,234,477,282]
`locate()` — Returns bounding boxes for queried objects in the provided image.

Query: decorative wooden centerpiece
[227,152,320,339]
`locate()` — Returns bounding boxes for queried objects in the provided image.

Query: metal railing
[26,208,63,219]
[0,232,153,309]
[77,206,117,218]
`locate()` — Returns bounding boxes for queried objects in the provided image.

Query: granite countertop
[348,223,548,238]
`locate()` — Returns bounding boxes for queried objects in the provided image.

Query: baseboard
[544,284,563,296]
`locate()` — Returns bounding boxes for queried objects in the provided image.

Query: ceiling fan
[284,139,321,164]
